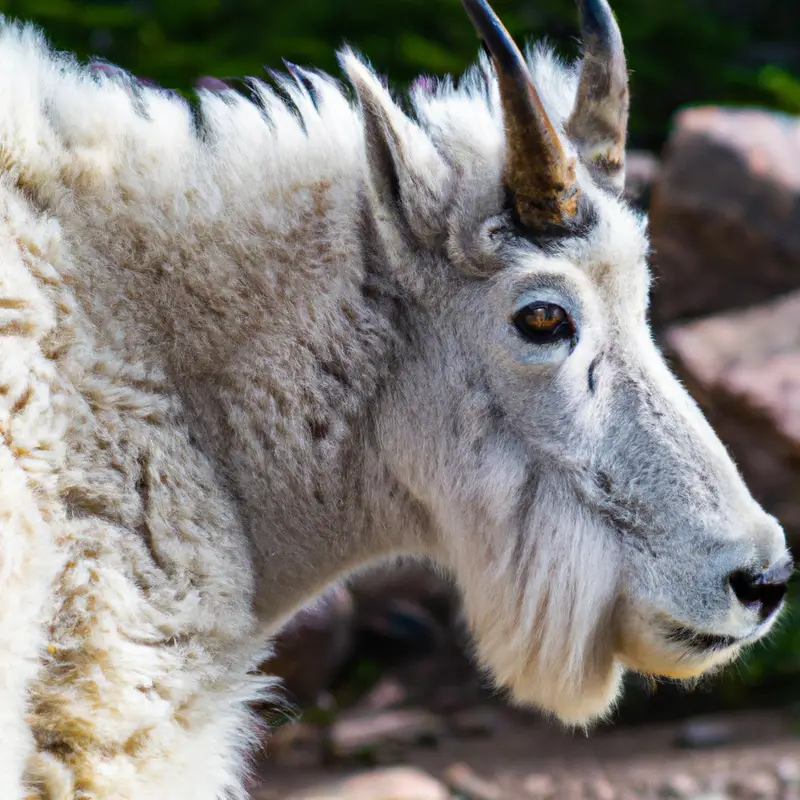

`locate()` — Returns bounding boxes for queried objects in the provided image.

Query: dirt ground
[249,704,800,799]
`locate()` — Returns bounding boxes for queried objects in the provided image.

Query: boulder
[649,106,800,327]
[665,290,800,545]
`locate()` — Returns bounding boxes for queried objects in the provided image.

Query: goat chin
[505,660,627,727]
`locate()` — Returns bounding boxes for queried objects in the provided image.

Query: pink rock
[649,106,800,326]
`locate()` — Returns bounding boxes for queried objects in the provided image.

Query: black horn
[565,0,629,194]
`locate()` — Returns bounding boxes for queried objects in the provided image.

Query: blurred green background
[1,0,799,150]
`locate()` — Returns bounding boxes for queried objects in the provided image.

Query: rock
[523,773,556,798]
[328,709,444,762]
[674,717,734,749]
[443,763,503,800]
[624,150,661,211]
[665,290,800,545]
[263,584,356,707]
[660,774,700,797]
[648,106,800,327]
[285,766,449,800]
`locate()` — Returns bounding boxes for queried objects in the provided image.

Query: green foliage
[757,65,800,114]
[2,0,798,150]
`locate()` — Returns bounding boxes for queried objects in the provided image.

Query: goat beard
[445,473,626,726]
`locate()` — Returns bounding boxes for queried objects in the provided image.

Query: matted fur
[0,12,789,799]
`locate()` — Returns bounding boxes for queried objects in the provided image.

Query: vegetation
[3,0,799,150]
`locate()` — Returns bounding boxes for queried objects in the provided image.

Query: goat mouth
[665,625,740,652]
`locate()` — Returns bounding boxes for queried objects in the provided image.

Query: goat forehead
[589,259,648,315]
[573,195,652,306]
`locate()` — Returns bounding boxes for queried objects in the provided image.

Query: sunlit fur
[0,14,788,798]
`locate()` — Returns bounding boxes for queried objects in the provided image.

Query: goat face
[347,0,791,724]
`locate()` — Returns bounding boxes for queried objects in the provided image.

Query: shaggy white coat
[0,16,788,799]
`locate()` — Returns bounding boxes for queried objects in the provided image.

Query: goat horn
[566,0,629,194]
[461,0,579,230]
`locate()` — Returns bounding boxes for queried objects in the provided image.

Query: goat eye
[512,302,575,345]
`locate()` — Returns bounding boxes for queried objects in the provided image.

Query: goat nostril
[729,570,762,606]
[729,560,793,621]
[758,582,788,620]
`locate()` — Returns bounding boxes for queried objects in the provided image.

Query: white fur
[0,15,788,798]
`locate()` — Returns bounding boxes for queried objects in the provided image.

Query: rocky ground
[246,104,800,800]
[250,705,800,799]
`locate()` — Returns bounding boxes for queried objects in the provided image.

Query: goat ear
[339,51,450,237]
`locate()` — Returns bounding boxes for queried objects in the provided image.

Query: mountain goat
[0,0,791,796]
